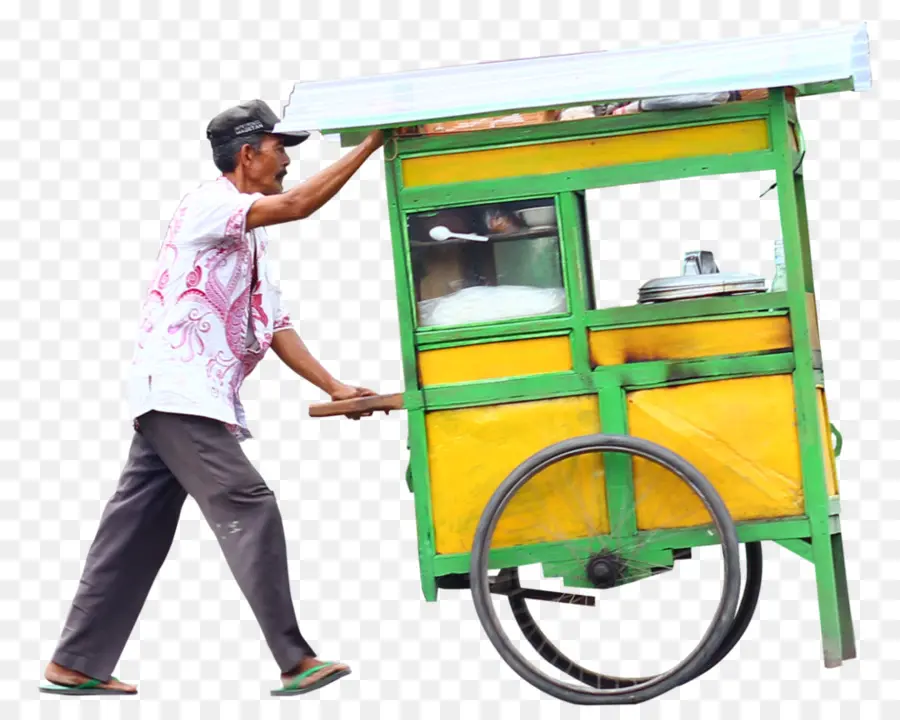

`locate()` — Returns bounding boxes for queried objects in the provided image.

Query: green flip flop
[271,662,352,697]
[39,676,137,696]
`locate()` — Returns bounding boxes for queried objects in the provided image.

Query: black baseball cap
[206,99,310,148]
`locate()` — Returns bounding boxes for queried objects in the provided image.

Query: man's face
[242,134,291,195]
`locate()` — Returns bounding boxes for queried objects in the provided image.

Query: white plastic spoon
[429,225,489,242]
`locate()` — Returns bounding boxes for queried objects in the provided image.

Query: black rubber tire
[504,540,763,690]
[469,434,742,705]
[693,540,763,678]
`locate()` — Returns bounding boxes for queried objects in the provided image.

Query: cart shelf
[408,227,560,247]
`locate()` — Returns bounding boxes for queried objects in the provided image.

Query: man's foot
[43,662,137,694]
[273,656,351,695]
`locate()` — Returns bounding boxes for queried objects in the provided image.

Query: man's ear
[238,142,255,167]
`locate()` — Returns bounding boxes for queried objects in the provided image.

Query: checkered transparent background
[2,1,897,718]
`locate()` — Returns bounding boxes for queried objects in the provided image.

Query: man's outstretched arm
[270,328,375,416]
[246,130,384,230]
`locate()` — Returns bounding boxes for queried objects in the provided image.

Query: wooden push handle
[308,392,405,418]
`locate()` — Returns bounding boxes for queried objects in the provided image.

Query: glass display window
[406,198,568,328]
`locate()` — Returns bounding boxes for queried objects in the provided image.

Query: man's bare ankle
[44,663,137,692]
[282,655,319,677]
[47,662,73,675]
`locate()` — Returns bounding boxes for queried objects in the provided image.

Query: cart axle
[435,571,596,606]
[490,574,597,607]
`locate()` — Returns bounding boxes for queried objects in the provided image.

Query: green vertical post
[407,408,438,601]
[597,380,638,543]
[557,191,593,377]
[383,146,420,392]
[831,532,857,660]
[559,191,622,551]
[383,141,438,601]
[770,89,851,667]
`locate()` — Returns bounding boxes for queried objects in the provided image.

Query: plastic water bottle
[771,236,787,291]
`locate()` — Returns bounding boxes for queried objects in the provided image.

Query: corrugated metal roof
[276,23,871,136]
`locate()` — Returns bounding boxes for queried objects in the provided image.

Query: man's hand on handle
[327,382,378,420]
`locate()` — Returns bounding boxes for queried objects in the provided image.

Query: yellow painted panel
[426,396,607,554]
[402,119,770,187]
[806,293,821,352]
[418,336,572,385]
[626,375,806,530]
[589,316,792,366]
[817,387,839,497]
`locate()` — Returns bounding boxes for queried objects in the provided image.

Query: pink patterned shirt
[128,175,293,440]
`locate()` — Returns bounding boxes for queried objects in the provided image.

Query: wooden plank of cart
[282,24,870,705]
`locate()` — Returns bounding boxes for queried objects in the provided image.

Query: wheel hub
[585,553,624,590]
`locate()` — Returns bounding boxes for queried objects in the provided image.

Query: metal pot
[637,250,767,303]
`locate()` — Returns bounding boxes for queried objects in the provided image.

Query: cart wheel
[469,434,742,705]
[504,540,762,689]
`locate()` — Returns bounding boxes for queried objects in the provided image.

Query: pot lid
[638,272,767,303]
[637,250,767,303]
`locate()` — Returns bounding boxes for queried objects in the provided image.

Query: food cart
[278,24,870,705]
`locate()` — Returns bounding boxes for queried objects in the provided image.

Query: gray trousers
[51,410,316,681]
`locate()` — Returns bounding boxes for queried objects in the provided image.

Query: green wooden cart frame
[294,26,869,705]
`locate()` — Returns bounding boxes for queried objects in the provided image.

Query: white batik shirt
[128,175,293,440]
